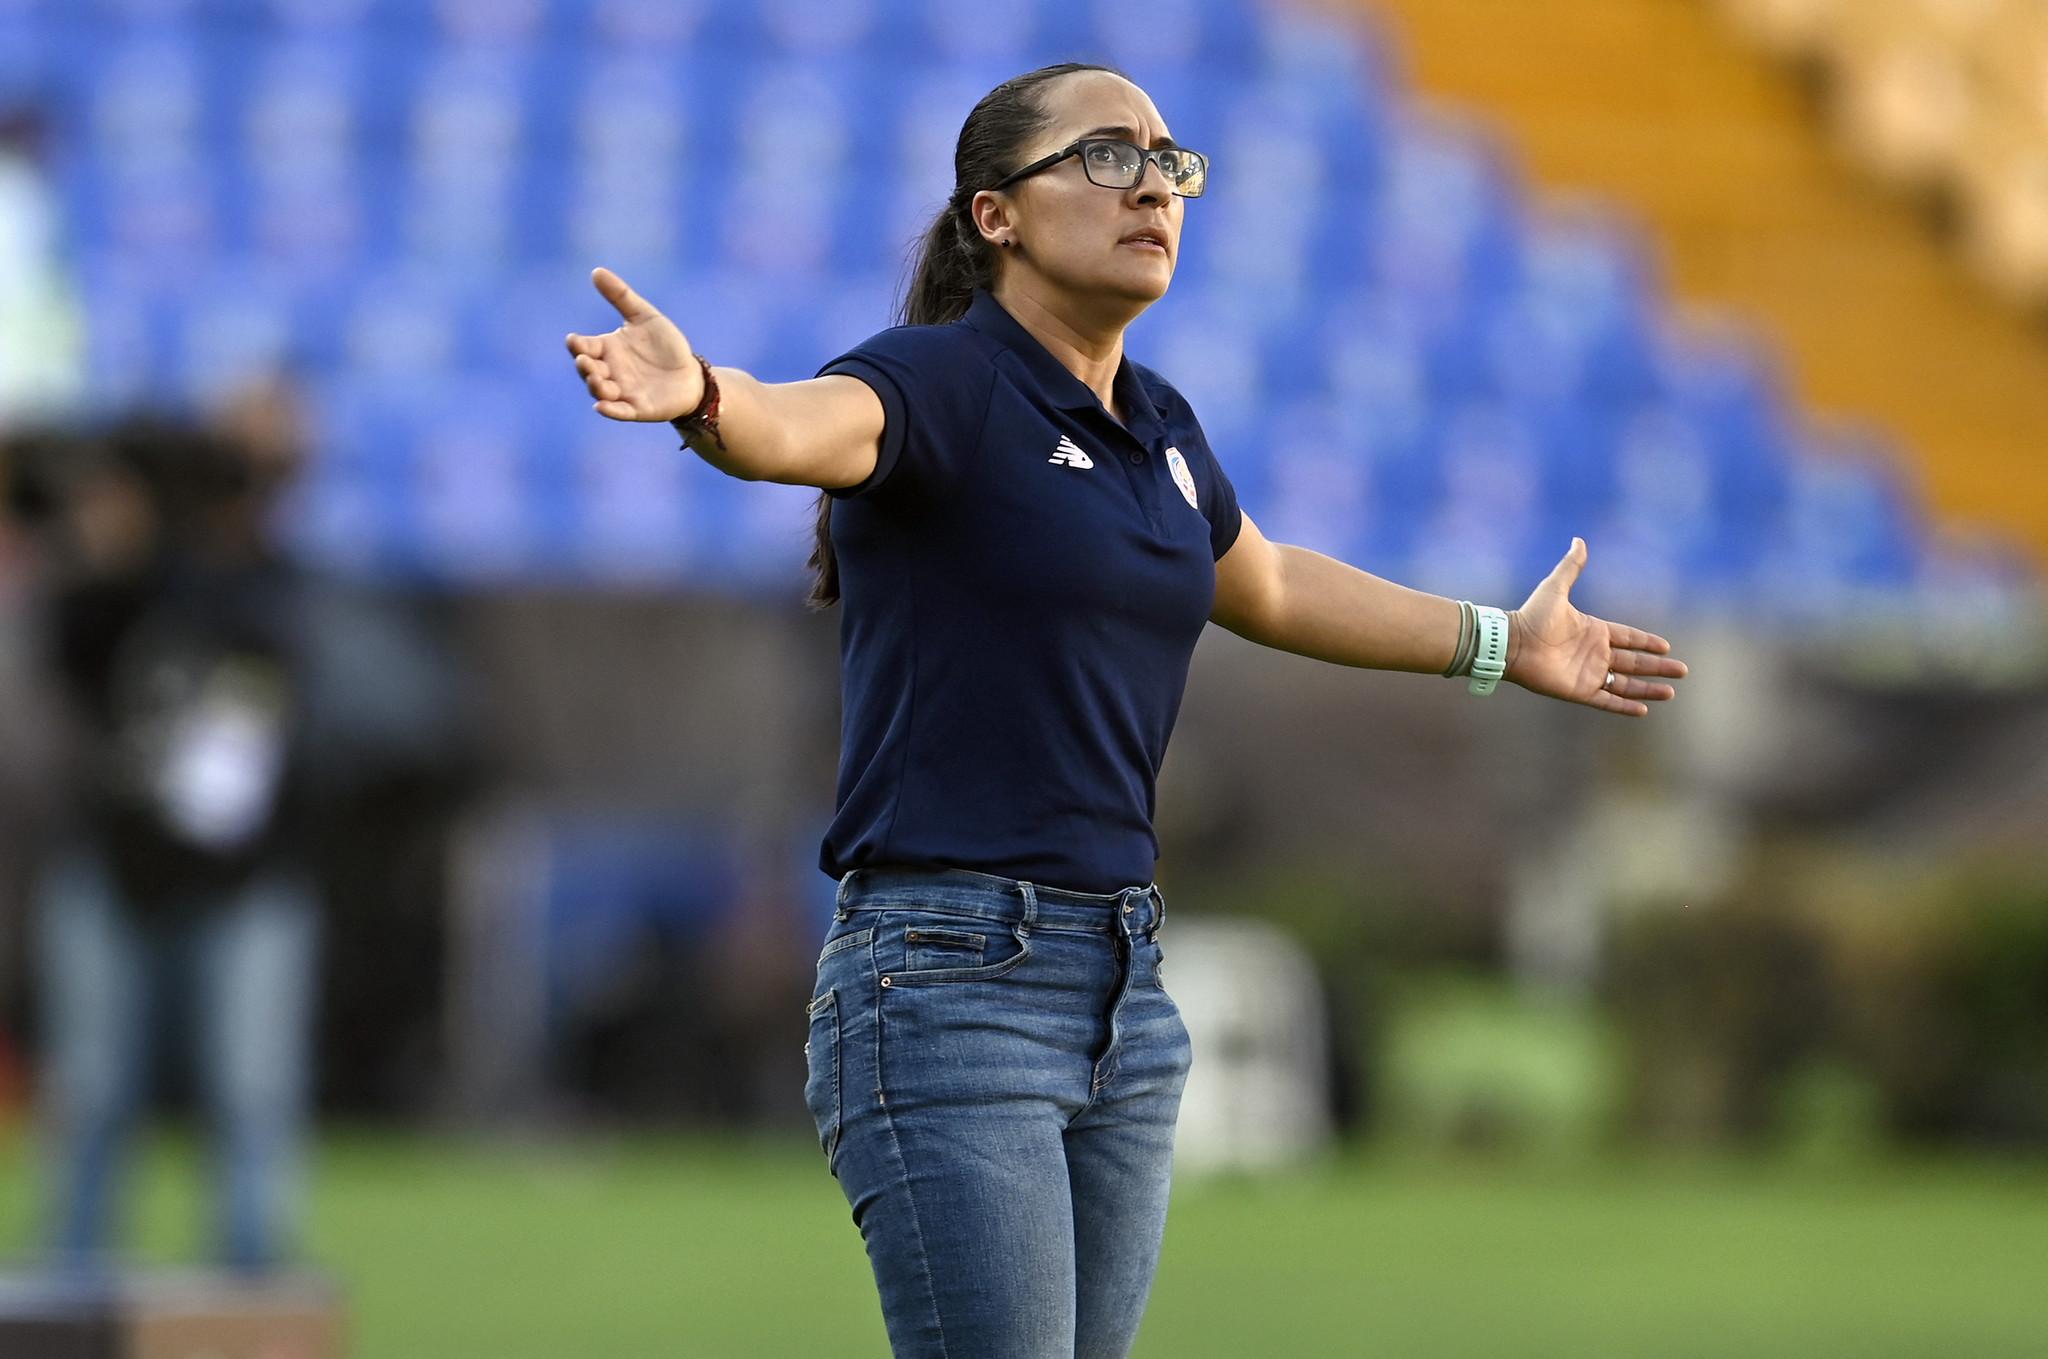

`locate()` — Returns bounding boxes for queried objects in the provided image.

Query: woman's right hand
[564,267,704,422]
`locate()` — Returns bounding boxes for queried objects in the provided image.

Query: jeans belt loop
[1017,880,1037,935]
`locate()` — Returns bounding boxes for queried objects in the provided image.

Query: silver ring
[1604,670,1618,690]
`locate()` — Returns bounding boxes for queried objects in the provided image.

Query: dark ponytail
[805,61,1128,609]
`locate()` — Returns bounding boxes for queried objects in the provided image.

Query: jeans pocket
[803,989,841,1166]
[883,915,1031,986]
[903,925,986,972]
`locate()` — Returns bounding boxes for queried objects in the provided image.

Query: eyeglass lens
[1082,141,1206,196]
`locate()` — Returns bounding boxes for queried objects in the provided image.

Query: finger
[577,360,619,401]
[1541,536,1588,593]
[592,266,655,323]
[1586,688,1649,718]
[1604,673,1676,702]
[1608,650,1689,680]
[1605,619,1671,654]
[574,353,611,383]
[594,398,637,420]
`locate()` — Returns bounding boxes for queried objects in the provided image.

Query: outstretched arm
[1210,512,1687,717]
[565,267,883,490]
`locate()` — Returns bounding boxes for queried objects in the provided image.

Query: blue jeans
[804,866,1193,1359]
[34,847,320,1273]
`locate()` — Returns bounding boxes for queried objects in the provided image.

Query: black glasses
[990,138,1209,198]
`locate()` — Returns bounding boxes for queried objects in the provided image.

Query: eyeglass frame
[987,137,1209,198]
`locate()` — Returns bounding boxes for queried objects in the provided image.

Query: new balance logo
[1048,436,1094,469]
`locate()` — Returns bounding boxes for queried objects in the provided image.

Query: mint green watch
[1469,605,1510,696]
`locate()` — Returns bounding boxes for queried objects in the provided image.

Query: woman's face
[981,71,1186,312]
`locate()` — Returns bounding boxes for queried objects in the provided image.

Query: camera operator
[12,388,322,1275]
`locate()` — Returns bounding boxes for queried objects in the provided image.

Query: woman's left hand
[1506,538,1688,717]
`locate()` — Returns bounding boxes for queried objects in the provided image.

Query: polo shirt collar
[963,288,1164,435]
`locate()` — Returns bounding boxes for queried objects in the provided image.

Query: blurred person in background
[1,433,72,1117]
[566,63,1689,1358]
[0,103,86,425]
[0,98,87,1106]
[13,380,323,1275]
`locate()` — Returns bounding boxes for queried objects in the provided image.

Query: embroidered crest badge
[1165,446,1199,510]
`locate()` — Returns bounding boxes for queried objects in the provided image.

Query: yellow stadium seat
[1716,0,1847,59]
[1954,104,2048,301]
[1830,0,1981,187]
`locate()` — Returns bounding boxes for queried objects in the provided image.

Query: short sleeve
[1196,439,1243,560]
[814,323,990,503]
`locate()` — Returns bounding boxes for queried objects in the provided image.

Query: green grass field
[6,1128,2048,1357]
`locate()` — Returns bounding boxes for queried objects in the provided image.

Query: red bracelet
[671,354,725,452]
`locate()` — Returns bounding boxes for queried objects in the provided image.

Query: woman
[566,62,1685,1359]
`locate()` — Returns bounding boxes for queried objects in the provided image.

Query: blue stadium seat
[751,0,885,58]
[1275,4,1394,94]
[230,159,375,268]
[0,9,60,107]
[573,0,711,55]
[1653,319,1796,547]
[288,370,424,576]
[333,262,481,382]
[281,464,397,578]
[1257,397,1380,562]
[1081,0,1264,75]
[74,250,180,413]
[249,0,398,37]
[1482,213,1657,413]
[235,37,370,170]
[1784,429,1924,585]
[1309,291,1438,512]
[909,0,1040,64]
[1130,292,1266,480]
[395,378,545,582]
[550,404,701,584]
[1368,112,1524,313]
[86,34,208,161]
[20,0,2018,612]
[163,263,304,406]
[398,46,532,173]
[562,51,694,168]
[426,0,552,51]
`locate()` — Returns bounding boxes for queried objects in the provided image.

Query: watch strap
[1468,605,1509,697]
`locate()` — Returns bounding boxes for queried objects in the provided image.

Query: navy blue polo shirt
[813,287,1243,894]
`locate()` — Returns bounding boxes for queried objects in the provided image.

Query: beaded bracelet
[670,354,726,453]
